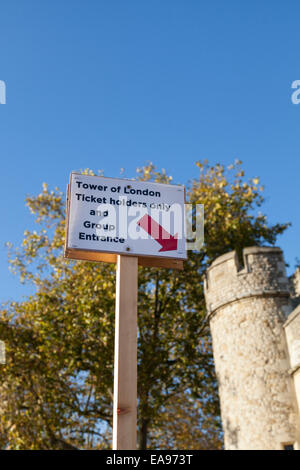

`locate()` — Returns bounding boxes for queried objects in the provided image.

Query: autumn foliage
[0,161,288,449]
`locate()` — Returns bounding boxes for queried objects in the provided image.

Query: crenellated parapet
[205,247,291,318]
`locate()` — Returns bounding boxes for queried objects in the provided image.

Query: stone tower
[204,246,300,450]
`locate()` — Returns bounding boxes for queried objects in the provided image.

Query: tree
[147,389,223,450]
[0,161,288,449]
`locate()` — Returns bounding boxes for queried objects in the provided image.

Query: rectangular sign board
[65,173,187,268]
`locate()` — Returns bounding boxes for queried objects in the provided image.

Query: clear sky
[0,0,300,304]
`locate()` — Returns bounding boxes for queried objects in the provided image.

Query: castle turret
[204,247,298,450]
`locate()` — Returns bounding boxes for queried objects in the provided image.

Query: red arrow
[137,214,178,252]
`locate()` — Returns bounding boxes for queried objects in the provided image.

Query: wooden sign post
[64,173,187,450]
[0,341,5,365]
[113,255,138,449]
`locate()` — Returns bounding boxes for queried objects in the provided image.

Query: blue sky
[0,0,300,304]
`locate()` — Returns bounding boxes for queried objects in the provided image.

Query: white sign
[66,173,187,260]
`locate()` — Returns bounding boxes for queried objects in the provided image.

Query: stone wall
[204,247,298,450]
[289,268,300,309]
[284,305,300,447]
